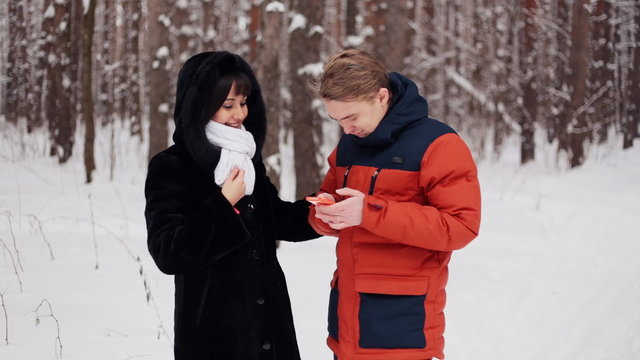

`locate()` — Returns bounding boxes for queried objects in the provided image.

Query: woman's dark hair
[210,71,253,115]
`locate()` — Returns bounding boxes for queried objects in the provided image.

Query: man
[308,49,481,360]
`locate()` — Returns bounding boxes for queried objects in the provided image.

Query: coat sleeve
[359,133,481,251]
[268,183,322,242]
[144,152,250,275]
[308,149,341,237]
[254,160,321,242]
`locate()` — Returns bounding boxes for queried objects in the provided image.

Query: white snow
[158,14,171,28]
[43,5,55,19]
[1,120,639,359]
[297,62,324,77]
[176,0,189,10]
[309,25,324,36]
[266,1,286,13]
[289,13,307,33]
[158,103,170,114]
[155,46,170,59]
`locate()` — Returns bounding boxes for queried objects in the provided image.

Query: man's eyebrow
[328,113,356,122]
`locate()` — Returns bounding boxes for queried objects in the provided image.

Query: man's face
[323,88,390,138]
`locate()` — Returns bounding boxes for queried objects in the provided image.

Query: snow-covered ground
[1,126,639,359]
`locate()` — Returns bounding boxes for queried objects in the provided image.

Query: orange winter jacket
[309,73,481,360]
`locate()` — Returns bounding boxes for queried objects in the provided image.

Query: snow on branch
[289,13,307,33]
[266,1,285,13]
[297,62,323,77]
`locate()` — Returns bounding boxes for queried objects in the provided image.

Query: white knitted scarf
[205,121,256,195]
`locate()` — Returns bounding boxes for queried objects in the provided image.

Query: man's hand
[315,187,364,230]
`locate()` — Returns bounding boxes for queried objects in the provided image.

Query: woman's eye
[222,105,233,109]
[241,102,247,107]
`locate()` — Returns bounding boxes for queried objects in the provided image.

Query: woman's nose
[233,106,244,119]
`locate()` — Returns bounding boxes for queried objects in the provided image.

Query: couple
[144,50,481,360]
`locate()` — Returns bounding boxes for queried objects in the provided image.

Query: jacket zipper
[368,168,382,195]
[342,166,352,188]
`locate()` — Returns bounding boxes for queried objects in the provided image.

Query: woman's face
[211,82,248,128]
[322,88,390,137]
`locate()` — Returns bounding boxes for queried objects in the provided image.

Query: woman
[144,51,318,360]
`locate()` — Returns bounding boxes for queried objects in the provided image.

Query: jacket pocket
[328,277,339,340]
[355,275,428,349]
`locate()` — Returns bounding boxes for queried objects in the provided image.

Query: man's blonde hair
[310,49,390,102]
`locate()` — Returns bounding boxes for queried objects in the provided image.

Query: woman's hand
[221,167,245,206]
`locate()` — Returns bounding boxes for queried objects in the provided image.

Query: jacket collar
[352,72,429,146]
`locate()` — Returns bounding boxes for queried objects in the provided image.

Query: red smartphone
[305,196,335,206]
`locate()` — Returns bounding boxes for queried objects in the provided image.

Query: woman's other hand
[221,167,245,206]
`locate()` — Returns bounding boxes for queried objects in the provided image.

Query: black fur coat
[144,51,319,360]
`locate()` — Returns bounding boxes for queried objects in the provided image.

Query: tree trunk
[289,0,324,199]
[28,2,45,131]
[567,0,591,167]
[257,2,287,190]
[126,0,143,139]
[248,2,262,63]
[364,0,413,72]
[147,0,173,160]
[201,0,217,51]
[113,0,127,123]
[83,0,97,183]
[520,0,537,164]
[555,0,571,152]
[6,0,28,124]
[345,0,358,41]
[99,0,115,126]
[590,0,614,143]
[174,0,192,66]
[624,3,639,149]
[42,0,75,163]
[70,0,84,116]
[492,2,515,157]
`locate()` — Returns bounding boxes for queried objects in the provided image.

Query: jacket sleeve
[144,152,249,275]
[359,133,481,251]
[308,149,341,237]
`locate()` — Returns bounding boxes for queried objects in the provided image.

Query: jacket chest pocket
[355,275,428,349]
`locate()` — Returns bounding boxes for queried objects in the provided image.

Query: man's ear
[377,87,390,105]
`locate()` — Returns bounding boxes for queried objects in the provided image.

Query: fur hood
[172,51,266,173]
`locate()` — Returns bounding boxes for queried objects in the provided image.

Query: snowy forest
[1,0,639,197]
[1,2,640,359]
